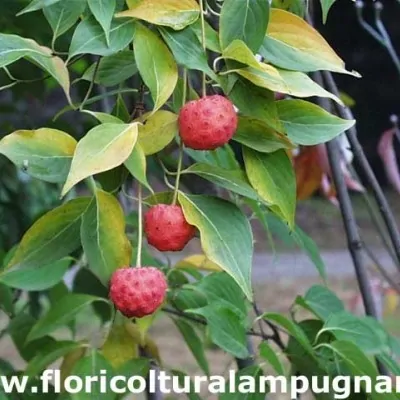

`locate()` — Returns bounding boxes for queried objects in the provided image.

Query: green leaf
[0,284,13,315]
[222,39,264,70]
[71,351,115,400]
[28,294,108,341]
[88,0,116,46]
[260,8,359,75]
[61,123,138,196]
[190,19,221,53]
[244,148,296,227]
[277,99,355,145]
[318,311,390,355]
[0,128,77,183]
[173,318,209,375]
[124,144,153,192]
[25,341,82,378]
[220,0,270,52]
[69,17,135,57]
[116,0,200,30]
[178,193,253,300]
[271,0,307,16]
[5,198,90,271]
[0,257,72,291]
[235,66,343,104]
[82,51,137,87]
[260,312,313,353]
[248,204,327,279]
[8,313,55,361]
[320,341,398,400]
[320,0,337,23]
[188,303,249,359]
[258,342,286,375]
[136,110,178,155]
[81,189,132,285]
[44,0,87,39]
[297,285,345,321]
[227,79,281,131]
[182,163,260,201]
[159,27,217,80]
[82,110,124,124]
[234,116,294,153]
[101,320,138,369]
[134,24,178,112]
[184,144,240,170]
[0,34,71,102]
[195,272,248,317]
[17,0,62,15]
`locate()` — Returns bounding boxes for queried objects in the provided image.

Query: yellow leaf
[263,9,360,76]
[101,322,139,369]
[60,346,87,385]
[136,110,178,155]
[383,288,399,316]
[133,24,178,113]
[61,123,138,196]
[175,254,222,272]
[117,0,200,30]
[0,128,76,184]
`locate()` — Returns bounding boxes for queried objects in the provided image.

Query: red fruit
[144,204,196,252]
[109,267,167,318]
[178,95,238,150]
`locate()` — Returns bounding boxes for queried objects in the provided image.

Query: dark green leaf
[160,27,217,80]
[0,257,72,291]
[82,51,137,87]
[234,116,294,153]
[5,198,90,271]
[277,99,355,145]
[44,0,87,39]
[297,285,345,321]
[134,23,178,112]
[81,189,132,285]
[69,17,135,57]
[259,342,286,375]
[18,0,62,15]
[319,311,390,355]
[25,341,82,378]
[244,148,296,227]
[178,193,253,300]
[173,318,209,375]
[227,79,281,131]
[28,294,108,341]
[220,0,270,52]
[182,163,260,200]
[188,303,249,358]
[88,0,116,46]
[320,0,337,23]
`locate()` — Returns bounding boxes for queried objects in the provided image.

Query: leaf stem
[199,0,207,97]
[136,184,143,268]
[172,69,187,205]
[79,57,101,111]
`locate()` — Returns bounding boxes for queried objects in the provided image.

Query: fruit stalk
[136,184,143,267]
[199,0,207,97]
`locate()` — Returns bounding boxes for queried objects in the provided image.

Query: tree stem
[199,0,207,97]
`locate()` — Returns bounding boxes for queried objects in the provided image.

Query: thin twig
[322,70,400,273]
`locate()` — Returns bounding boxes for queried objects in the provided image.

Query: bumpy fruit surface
[109,267,167,318]
[144,204,196,251]
[178,95,238,150]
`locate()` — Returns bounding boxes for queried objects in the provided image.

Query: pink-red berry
[109,267,167,318]
[144,204,196,252]
[178,95,238,150]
